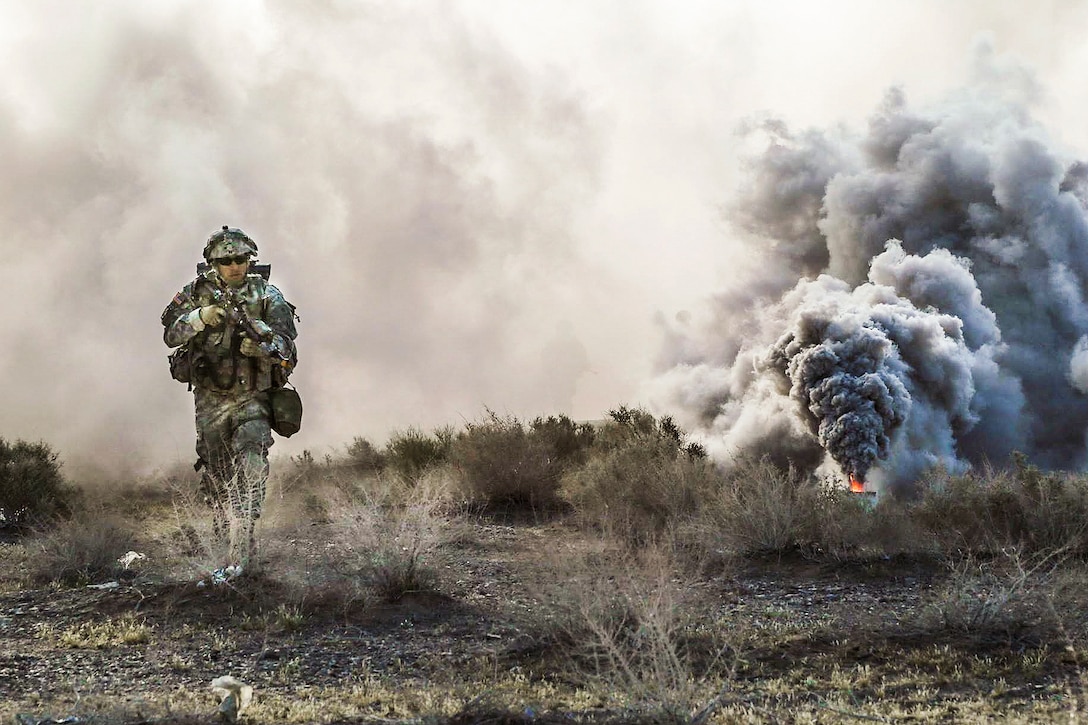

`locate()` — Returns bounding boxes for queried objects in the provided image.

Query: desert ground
[3,413,1088,724]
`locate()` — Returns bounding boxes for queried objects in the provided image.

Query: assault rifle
[198,263,293,370]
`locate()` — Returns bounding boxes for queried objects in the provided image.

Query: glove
[240,337,267,358]
[250,319,273,338]
[198,305,226,327]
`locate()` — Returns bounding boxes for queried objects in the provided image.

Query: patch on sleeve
[172,291,186,306]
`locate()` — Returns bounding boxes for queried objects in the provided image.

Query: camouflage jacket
[162,270,298,394]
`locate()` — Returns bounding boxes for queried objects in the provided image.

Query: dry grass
[24,508,140,586]
[36,613,152,649]
[923,547,1060,636]
[913,460,1088,556]
[11,416,1088,722]
[544,543,737,721]
[327,468,464,602]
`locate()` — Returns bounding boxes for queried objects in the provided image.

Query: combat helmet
[203,225,258,262]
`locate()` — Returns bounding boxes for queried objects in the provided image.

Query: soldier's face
[215,256,250,287]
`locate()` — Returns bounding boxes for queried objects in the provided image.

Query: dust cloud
[0,1,1086,482]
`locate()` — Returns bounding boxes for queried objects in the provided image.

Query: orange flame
[849,473,865,493]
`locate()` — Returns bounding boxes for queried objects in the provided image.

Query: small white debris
[201,564,245,587]
[211,675,253,723]
[215,565,243,583]
[117,551,146,569]
[86,581,120,590]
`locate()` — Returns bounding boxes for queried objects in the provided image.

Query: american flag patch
[172,291,186,305]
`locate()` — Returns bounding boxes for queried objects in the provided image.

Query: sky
[2,0,1088,479]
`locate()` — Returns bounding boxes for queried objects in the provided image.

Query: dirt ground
[0,514,1084,724]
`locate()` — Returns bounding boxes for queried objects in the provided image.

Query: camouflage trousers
[194,387,273,566]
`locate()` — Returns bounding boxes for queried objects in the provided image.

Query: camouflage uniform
[162,228,298,565]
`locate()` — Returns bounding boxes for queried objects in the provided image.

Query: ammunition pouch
[269,384,303,437]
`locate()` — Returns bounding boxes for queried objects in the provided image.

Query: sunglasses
[215,256,251,266]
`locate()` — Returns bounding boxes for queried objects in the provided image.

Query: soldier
[162,226,299,569]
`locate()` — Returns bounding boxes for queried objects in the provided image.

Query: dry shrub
[529,413,597,467]
[560,408,715,543]
[159,469,276,577]
[160,489,229,576]
[912,458,1088,556]
[268,450,375,528]
[346,436,386,473]
[923,546,1066,638]
[859,490,937,556]
[384,426,452,480]
[802,483,941,559]
[561,438,717,544]
[274,441,448,514]
[450,411,567,509]
[714,457,811,555]
[0,438,75,528]
[685,457,913,560]
[27,510,139,586]
[547,543,734,719]
[593,406,707,460]
[330,469,461,602]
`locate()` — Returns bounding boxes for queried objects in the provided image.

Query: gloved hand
[240,337,267,358]
[198,305,226,327]
[250,319,273,338]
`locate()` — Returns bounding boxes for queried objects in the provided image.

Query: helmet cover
[203,225,258,262]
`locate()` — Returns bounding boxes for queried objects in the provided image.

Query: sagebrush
[0,438,73,527]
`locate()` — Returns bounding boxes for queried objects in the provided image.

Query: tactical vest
[174,275,290,394]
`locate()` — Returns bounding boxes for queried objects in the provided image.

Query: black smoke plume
[649,49,1088,488]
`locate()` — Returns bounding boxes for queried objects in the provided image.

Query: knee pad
[234,418,272,454]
